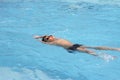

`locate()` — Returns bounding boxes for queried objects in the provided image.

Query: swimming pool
[0,0,120,80]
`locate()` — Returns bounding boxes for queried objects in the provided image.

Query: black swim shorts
[67,44,83,53]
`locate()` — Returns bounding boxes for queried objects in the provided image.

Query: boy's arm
[33,35,43,39]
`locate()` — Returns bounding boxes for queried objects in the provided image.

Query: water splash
[98,53,116,62]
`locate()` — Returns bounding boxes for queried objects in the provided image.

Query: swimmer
[33,35,120,56]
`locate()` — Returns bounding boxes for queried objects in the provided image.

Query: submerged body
[34,35,120,56]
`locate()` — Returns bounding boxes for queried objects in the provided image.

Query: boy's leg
[77,47,98,56]
[84,46,120,51]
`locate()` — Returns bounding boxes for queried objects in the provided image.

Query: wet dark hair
[42,35,53,42]
[42,36,47,42]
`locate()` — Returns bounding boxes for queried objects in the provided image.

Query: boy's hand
[33,35,41,39]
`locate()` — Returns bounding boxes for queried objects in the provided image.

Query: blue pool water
[0,0,120,80]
